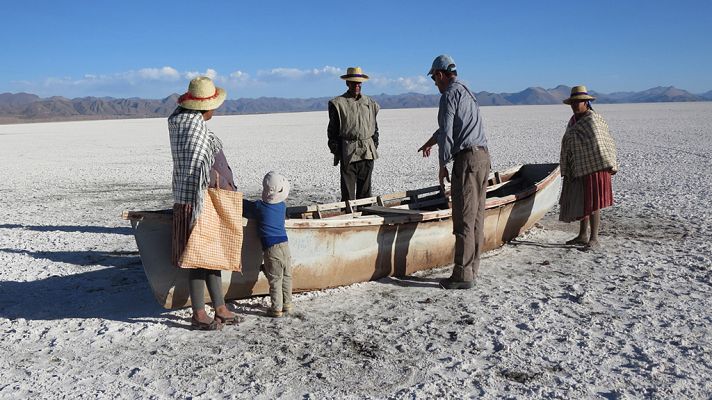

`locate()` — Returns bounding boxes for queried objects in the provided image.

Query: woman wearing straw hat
[168,76,240,330]
[327,66,380,201]
[559,85,618,249]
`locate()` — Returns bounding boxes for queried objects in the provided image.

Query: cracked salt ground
[0,102,711,398]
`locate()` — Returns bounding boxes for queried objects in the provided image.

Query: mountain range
[1,85,710,124]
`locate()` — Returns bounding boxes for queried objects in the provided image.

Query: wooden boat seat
[362,206,426,216]
[320,212,364,220]
[345,197,379,213]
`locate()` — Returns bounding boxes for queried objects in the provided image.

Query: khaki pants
[450,147,491,282]
[263,241,292,311]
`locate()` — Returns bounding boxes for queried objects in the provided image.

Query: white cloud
[260,68,303,79]
[9,65,437,98]
[371,75,434,94]
[228,70,249,80]
[256,66,342,80]
[185,69,218,80]
[38,67,183,89]
[136,67,180,80]
[318,66,342,76]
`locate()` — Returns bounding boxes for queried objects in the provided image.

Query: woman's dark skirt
[172,203,193,266]
[559,170,614,222]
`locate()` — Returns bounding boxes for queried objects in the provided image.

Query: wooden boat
[123,163,560,309]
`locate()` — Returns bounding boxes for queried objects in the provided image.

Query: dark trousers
[340,159,374,201]
[188,268,224,310]
[450,147,491,281]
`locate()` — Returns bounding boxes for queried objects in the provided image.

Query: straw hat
[340,67,369,82]
[177,76,227,111]
[262,171,290,204]
[563,85,596,104]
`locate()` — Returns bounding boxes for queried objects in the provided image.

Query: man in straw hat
[327,66,380,201]
[559,85,618,249]
[168,76,240,329]
[418,55,491,290]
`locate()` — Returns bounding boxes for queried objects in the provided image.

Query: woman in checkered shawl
[169,77,241,330]
[559,86,618,249]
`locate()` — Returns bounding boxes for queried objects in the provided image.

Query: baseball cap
[428,54,457,75]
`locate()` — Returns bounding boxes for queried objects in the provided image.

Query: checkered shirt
[168,107,223,224]
[560,111,618,178]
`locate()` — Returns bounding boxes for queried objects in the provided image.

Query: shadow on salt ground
[0,250,168,323]
[596,391,623,400]
[508,239,575,249]
[0,248,140,268]
[0,223,132,235]
[377,275,441,289]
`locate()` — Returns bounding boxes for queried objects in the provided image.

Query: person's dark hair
[439,68,457,78]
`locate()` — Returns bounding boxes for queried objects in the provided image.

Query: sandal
[191,316,222,331]
[215,314,244,325]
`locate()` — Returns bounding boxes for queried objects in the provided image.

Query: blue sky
[2,1,711,99]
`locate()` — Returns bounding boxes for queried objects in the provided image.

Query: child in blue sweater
[245,172,292,317]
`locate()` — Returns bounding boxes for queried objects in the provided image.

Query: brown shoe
[283,303,293,313]
[267,308,283,318]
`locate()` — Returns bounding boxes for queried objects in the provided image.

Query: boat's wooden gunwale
[122,164,560,229]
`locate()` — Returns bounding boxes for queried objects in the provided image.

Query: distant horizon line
[2,84,711,101]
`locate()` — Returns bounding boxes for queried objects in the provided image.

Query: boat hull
[127,163,561,308]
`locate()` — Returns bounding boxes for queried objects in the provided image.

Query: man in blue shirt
[418,55,491,289]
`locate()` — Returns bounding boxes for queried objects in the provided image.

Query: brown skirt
[172,203,193,267]
[559,170,614,222]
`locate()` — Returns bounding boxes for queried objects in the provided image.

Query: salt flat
[0,102,711,399]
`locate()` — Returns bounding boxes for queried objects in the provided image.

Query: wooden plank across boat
[124,163,561,309]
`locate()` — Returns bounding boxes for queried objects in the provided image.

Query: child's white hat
[262,171,290,204]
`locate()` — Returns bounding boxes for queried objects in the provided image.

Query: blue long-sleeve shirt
[243,199,288,250]
[431,77,488,167]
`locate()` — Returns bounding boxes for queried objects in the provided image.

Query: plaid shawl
[168,107,223,225]
[560,111,618,178]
